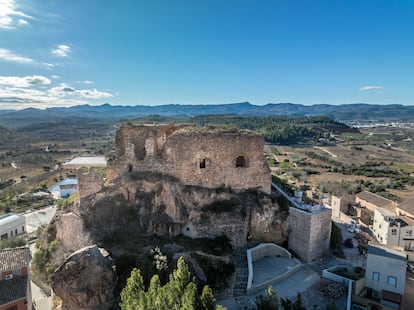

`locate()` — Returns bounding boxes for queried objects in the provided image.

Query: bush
[0,237,26,250]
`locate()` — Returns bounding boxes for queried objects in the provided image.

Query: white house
[372,207,414,261]
[364,243,406,308]
[0,213,26,240]
[49,178,78,199]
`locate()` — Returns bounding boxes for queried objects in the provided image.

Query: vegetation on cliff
[120,257,225,310]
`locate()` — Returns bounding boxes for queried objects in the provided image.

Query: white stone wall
[0,215,26,239]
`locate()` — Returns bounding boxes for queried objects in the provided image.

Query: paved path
[271,182,300,208]
[24,206,56,310]
[24,206,56,233]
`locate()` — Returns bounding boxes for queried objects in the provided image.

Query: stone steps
[232,248,248,297]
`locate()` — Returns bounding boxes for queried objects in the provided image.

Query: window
[22,226,24,232]
[372,272,380,281]
[391,229,397,235]
[10,230,13,237]
[235,156,246,168]
[407,230,413,236]
[15,229,17,235]
[128,163,133,172]
[387,276,397,287]
[199,159,206,169]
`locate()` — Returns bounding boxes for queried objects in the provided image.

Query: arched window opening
[128,163,133,172]
[199,158,206,169]
[236,156,246,168]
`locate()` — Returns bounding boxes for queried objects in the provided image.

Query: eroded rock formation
[52,245,117,310]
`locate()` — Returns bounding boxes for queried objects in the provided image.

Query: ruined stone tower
[107,124,271,194]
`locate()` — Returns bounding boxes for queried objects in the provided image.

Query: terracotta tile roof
[0,275,28,306]
[0,247,29,272]
[397,196,414,216]
[356,191,396,209]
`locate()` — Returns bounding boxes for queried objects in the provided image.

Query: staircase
[232,247,248,297]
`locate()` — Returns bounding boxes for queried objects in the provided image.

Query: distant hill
[1,102,414,128]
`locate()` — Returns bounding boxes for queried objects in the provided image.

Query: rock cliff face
[52,245,117,310]
[76,171,285,248]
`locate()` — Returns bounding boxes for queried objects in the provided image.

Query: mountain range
[0,102,413,127]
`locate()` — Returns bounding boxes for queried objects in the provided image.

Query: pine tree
[119,256,226,310]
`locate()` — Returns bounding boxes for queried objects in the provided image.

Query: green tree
[120,257,225,310]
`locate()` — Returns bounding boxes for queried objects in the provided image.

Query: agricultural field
[0,119,116,215]
[267,125,414,203]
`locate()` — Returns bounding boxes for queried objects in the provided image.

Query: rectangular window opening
[199,159,206,169]
[387,276,397,287]
[372,272,380,281]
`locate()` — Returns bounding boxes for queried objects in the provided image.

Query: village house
[0,247,31,310]
[395,196,414,219]
[49,178,78,199]
[328,195,373,226]
[353,243,406,310]
[0,214,26,240]
[372,207,414,261]
[355,191,397,213]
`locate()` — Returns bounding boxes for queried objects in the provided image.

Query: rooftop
[0,247,29,272]
[0,275,28,307]
[0,213,25,227]
[63,156,107,167]
[356,190,396,209]
[397,196,414,216]
[49,178,78,191]
[376,207,396,218]
[367,243,406,262]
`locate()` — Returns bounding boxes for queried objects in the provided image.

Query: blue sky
[0,0,413,109]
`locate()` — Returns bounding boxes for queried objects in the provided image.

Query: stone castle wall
[288,206,332,262]
[107,124,271,194]
[77,168,105,201]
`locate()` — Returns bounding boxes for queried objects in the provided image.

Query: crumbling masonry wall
[107,124,271,194]
[77,168,105,201]
[288,206,332,262]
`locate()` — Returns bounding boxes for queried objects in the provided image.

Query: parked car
[407,263,414,273]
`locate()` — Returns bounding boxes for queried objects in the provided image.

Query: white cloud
[0,75,51,87]
[77,88,113,99]
[0,79,115,109]
[359,86,383,91]
[0,0,32,29]
[0,48,33,63]
[51,44,71,57]
[49,83,113,99]
[17,18,27,26]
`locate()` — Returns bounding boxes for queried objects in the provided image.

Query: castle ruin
[106,124,271,194]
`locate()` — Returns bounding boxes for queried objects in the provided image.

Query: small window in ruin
[128,163,133,172]
[236,156,246,168]
[199,159,206,169]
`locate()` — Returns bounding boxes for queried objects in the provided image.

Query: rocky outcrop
[74,172,286,248]
[52,245,117,310]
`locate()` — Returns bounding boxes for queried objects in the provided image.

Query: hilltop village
[1,123,413,310]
